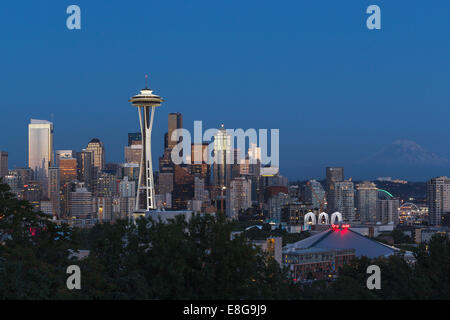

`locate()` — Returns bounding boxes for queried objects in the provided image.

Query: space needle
[129,75,164,212]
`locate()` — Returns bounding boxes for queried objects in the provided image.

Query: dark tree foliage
[243,223,310,246]
[69,214,298,299]
[0,181,78,299]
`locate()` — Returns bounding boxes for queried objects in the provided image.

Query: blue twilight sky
[0,0,450,181]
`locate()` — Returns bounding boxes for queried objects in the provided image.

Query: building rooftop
[284,227,401,258]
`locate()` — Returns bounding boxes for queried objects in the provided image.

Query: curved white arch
[304,212,316,227]
[318,212,329,224]
[400,202,420,212]
[330,212,343,225]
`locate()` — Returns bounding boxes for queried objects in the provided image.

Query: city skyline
[1,1,450,302]
[2,1,450,181]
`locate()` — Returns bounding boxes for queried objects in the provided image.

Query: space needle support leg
[146,106,156,210]
[136,106,144,212]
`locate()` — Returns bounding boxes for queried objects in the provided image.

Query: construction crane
[306,181,326,214]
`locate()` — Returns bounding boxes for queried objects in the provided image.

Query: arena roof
[284,227,400,258]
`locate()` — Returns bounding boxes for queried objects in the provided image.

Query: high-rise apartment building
[377,198,400,225]
[0,151,8,178]
[28,119,54,197]
[119,176,136,198]
[326,167,344,191]
[427,176,450,226]
[268,192,289,222]
[326,167,344,209]
[356,181,378,223]
[328,180,355,222]
[86,138,105,171]
[226,177,252,220]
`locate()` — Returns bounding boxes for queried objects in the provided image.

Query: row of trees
[0,181,449,299]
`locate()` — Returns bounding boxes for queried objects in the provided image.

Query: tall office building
[167,112,182,149]
[213,124,232,188]
[356,181,378,223]
[15,167,32,186]
[125,132,142,164]
[55,150,76,167]
[128,132,142,146]
[119,176,136,198]
[59,156,78,185]
[268,192,290,222]
[427,176,450,226]
[86,138,105,171]
[28,119,54,197]
[0,151,8,178]
[172,165,194,210]
[48,167,60,217]
[76,150,93,189]
[3,171,19,193]
[158,172,174,195]
[124,144,142,164]
[70,186,93,219]
[190,143,211,184]
[328,180,355,222]
[23,180,43,211]
[96,171,117,197]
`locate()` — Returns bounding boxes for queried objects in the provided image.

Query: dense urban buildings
[3,85,448,298]
[3,109,446,237]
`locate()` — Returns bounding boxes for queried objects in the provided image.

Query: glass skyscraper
[28,119,54,197]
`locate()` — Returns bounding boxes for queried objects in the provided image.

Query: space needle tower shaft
[129,76,164,212]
